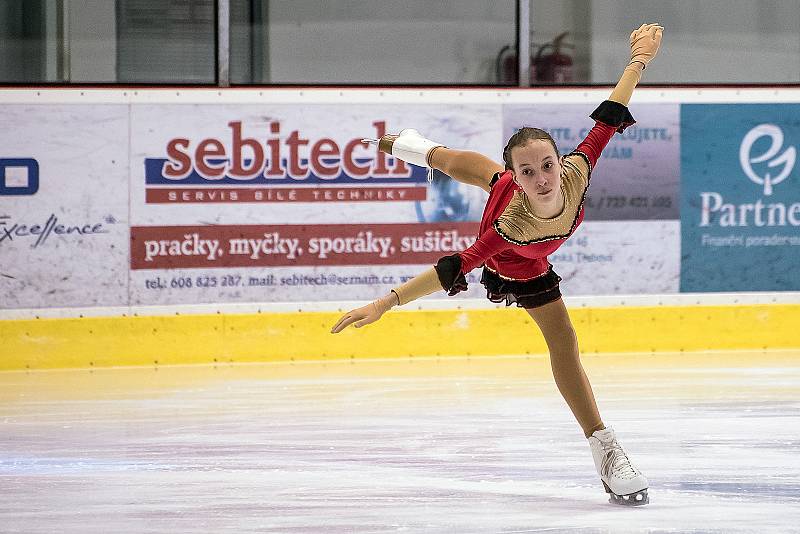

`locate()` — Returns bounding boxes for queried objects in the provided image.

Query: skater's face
[509,139,563,218]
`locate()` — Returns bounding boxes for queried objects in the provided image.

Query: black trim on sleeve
[590,100,636,133]
[434,254,469,296]
[566,150,593,175]
[489,172,502,188]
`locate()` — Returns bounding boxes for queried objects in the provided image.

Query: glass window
[0,0,216,84]
[588,0,800,84]
[230,0,518,85]
[2,0,799,86]
[527,0,800,85]
[116,0,216,83]
[0,0,57,82]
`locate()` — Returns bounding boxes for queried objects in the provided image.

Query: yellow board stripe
[1,304,798,371]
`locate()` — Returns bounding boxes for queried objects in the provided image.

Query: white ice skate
[362,129,445,181]
[588,427,649,506]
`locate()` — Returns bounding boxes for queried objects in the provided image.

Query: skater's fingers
[631,23,646,38]
[631,23,660,42]
[353,316,375,329]
[642,23,662,37]
[330,314,348,334]
[331,313,358,334]
[649,25,661,39]
[332,315,357,333]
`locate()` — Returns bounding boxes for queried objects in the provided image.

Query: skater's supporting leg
[525,298,604,438]
[428,147,504,193]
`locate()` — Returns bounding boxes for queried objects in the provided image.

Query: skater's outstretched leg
[371,128,503,192]
[428,147,503,193]
[526,298,648,505]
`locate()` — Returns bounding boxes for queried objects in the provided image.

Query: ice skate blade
[602,481,649,506]
[361,138,379,145]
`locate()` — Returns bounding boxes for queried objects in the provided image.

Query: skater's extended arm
[330,226,514,333]
[330,268,445,333]
[330,291,399,333]
[392,223,514,304]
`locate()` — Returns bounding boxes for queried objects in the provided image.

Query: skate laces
[603,438,639,479]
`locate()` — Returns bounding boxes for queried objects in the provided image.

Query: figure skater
[332,23,663,506]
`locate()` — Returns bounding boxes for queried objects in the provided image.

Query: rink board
[2,87,800,309]
[2,88,800,370]
[1,300,798,370]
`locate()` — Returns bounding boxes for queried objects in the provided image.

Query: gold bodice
[494,152,592,245]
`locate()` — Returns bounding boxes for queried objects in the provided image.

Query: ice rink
[2,351,799,533]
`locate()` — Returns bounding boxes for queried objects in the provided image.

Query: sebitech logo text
[144,121,428,204]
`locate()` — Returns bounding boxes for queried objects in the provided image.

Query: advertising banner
[681,104,800,292]
[129,103,500,304]
[0,105,129,309]
[9,92,798,311]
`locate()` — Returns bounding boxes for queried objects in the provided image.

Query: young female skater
[331,23,663,506]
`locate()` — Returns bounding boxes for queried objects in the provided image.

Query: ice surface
[1,352,799,533]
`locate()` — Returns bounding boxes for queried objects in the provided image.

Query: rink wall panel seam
[1,303,798,370]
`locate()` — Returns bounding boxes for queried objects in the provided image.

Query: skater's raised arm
[572,23,663,169]
[609,23,663,107]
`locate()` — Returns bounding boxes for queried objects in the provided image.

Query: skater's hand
[629,23,663,68]
[330,293,398,333]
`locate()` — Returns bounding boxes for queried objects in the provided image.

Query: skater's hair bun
[503,127,559,170]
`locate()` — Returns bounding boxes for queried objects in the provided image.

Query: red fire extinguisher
[533,32,573,83]
[496,32,574,85]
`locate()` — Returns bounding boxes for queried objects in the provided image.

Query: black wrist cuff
[590,100,636,133]
[434,254,469,296]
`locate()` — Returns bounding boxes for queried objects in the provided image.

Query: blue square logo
[0,159,39,195]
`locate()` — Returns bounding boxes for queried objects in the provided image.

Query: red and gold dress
[433,100,635,308]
